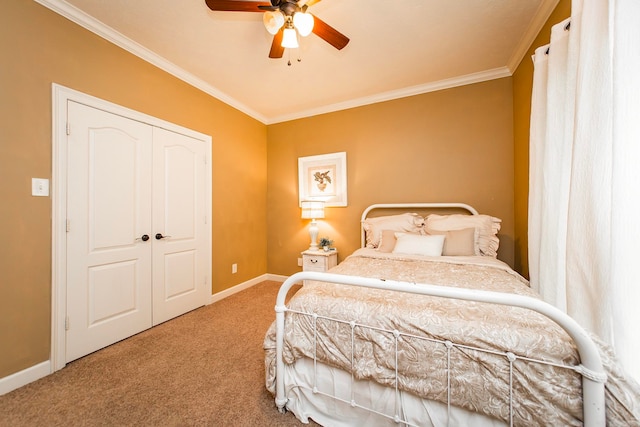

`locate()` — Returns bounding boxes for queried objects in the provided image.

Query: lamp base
[308,220,319,251]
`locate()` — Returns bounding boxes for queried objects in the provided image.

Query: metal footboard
[274,271,607,426]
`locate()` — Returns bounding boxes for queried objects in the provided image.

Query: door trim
[51,84,212,372]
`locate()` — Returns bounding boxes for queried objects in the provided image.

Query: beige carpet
[0,281,317,426]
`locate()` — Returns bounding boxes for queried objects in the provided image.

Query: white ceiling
[37,0,558,124]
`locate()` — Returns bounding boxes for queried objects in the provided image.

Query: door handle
[135,234,150,242]
[155,233,171,240]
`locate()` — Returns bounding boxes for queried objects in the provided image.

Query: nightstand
[301,249,338,273]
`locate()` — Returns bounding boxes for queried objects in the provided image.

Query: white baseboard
[208,273,287,304]
[265,273,289,283]
[0,360,51,396]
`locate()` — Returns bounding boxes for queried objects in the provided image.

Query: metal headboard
[360,203,479,248]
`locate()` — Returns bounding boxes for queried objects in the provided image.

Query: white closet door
[151,127,208,325]
[66,101,153,362]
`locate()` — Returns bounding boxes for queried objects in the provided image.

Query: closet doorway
[52,85,212,369]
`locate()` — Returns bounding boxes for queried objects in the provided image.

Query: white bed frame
[274,203,607,426]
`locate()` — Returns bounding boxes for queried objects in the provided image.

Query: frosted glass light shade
[293,12,314,37]
[263,11,285,35]
[281,27,299,48]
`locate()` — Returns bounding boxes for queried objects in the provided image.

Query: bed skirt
[281,357,506,427]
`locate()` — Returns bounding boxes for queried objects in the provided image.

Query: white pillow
[363,213,425,248]
[425,214,501,257]
[392,233,445,257]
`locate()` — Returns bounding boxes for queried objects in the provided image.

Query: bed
[264,203,639,426]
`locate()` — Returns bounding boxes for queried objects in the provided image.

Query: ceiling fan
[205,0,349,60]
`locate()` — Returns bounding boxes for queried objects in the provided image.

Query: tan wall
[0,0,267,378]
[267,78,515,275]
[512,0,571,277]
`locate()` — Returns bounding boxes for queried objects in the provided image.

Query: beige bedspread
[264,250,640,426]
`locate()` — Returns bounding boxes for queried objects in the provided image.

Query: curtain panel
[528,0,640,382]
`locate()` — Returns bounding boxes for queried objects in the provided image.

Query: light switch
[32,178,50,197]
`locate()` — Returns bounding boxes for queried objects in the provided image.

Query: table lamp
[301,200,325,251]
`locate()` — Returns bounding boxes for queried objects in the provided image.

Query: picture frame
[298,152,347,207]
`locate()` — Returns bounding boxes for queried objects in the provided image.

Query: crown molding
[266,67,513,124]
[506,0,561,72]
[34,0,529,126]
[33,0,268,123]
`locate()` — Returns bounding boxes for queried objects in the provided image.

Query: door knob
[135,234,150,242]
[155,233,171,240]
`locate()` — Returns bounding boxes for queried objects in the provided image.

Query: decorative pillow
[377,230,424,253]
[392,233,445,257]
[424,214,501,257]
[363,213,425,248]
[427,227,476,256]
[377,229,399,253]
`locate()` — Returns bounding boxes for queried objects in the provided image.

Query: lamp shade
[293,12,314,37]
[281,27,299,49]
[301,200,325,219]
[263,10,285,35]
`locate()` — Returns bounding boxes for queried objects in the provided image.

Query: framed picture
[298,152,347,207]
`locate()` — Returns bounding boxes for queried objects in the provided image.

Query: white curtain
[529,0,640,383]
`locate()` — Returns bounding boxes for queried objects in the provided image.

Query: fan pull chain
[286,49,302,66]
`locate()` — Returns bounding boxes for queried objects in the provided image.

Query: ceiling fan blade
[205,0,272,12]
[269,29,285,58]
[311,14,349,50]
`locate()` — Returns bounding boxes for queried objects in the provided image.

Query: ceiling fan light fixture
[263,10,285,35]
[281,26,299,49]
[205,0,350,59]
[293,12,314,37]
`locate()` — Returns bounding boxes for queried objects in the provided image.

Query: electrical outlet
[231,263,237,274]
[297,258,303,267]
